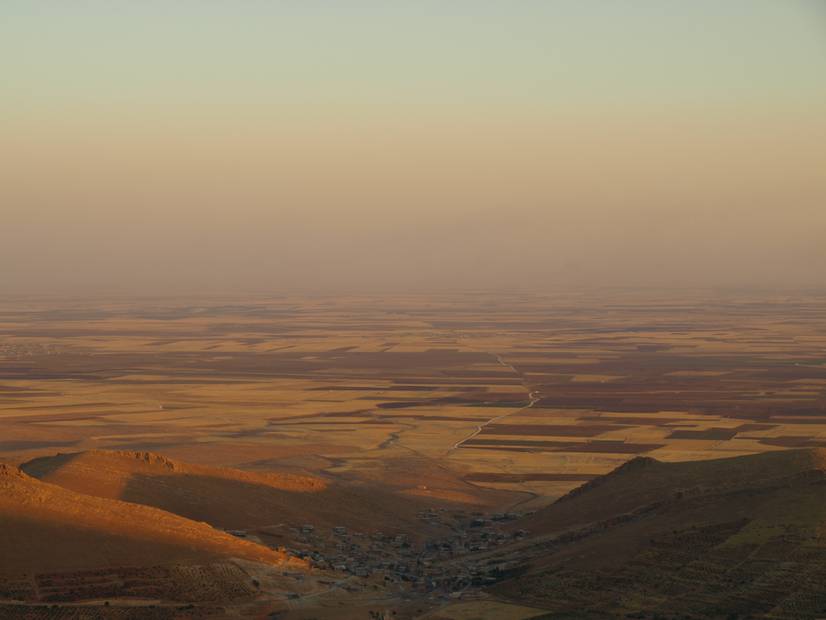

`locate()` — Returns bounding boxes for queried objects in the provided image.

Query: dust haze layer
[2,1,825,295]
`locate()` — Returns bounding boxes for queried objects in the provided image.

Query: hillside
[520,447,826,537]
[490,448,826,618]
[0,462,301,574]
[21,450,479,535]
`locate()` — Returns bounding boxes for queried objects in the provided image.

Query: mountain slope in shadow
[492,449,826,619]
[22,449,488,535]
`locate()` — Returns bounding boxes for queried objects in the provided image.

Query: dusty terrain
[2,292,826,618]
[0,462,299,572]
[21,449,503,541]
[490,448,826,618]
[3,292,825,508]
[0,458,317,618]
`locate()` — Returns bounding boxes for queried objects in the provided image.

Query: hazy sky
[2,1,825,295]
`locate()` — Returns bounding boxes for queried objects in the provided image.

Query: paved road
[448,354,540,453]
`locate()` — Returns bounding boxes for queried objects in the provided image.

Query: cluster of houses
[268,508,533,597]
[0,343,62,358]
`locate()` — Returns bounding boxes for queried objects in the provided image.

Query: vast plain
[4,292,826,503]
[3,291,826,618]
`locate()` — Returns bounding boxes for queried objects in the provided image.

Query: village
[230,508,533,599]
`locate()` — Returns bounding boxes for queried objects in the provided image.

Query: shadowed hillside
[22,450,499,536]
[490,449,826,618]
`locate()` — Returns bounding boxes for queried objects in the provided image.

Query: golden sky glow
[2,2,825,294]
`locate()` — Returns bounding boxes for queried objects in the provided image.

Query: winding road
[448,354,540,453]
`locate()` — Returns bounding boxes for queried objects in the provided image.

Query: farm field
[2,291,826,510]
[3,291,826,618]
